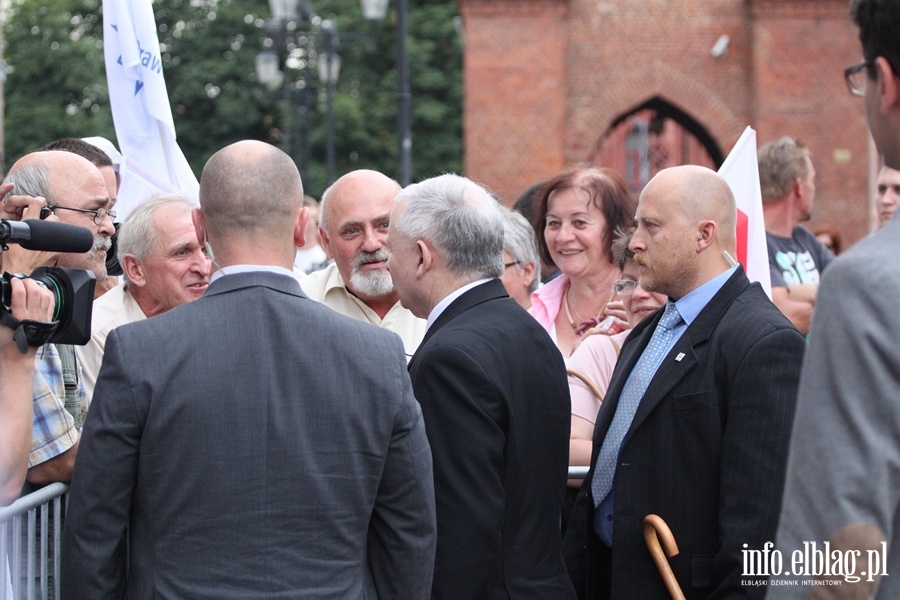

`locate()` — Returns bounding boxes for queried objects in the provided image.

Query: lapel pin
[675,352,685,362]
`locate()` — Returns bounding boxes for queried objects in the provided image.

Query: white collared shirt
[426,278,492,332]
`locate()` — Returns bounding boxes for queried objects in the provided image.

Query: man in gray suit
[60,140,437,599]
[769,2,900,598]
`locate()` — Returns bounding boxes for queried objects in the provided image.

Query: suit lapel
[590,313,658,450]
[625,268,750,435]
[409,279,508,369]
[593,269,752,449]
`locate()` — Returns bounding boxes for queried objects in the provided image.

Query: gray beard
[90,235,112,258]
[349,249,394,297]
[349,267,394,297]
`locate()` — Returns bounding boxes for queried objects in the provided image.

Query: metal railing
[568,466,589,480]
[0,468,588,599]
[0,483,68,600]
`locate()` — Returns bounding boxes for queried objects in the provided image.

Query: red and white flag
[103,0,199,221]
[718,126,771,298]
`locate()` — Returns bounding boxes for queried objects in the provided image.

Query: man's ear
[696,220,717,252]
[792,176,805,199]
[122,255,145,288]
[876,56,900,113]
[318,227,333,260]
[192,208,206,247]
[415,239,431,279]
[521,260,537,289]
[293,206,309,249]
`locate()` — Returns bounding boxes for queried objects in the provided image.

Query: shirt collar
[211,264,298,283]
[426,278,492,332]
[673,265,737,326]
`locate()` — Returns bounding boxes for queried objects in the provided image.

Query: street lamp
[318,21,340,187]
[360,0,411,186]
[256,0,320,185]
[255,50,283,92]
[258,0,394,188]
[359,0,388,20]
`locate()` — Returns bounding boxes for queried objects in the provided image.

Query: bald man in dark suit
[62,141,436,599]
[567,166,804,600]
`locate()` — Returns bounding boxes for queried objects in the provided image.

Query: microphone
[0,219,94,253]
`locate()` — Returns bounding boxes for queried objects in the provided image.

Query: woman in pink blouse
[528,168,636,357]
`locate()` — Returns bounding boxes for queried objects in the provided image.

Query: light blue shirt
[594,266,738,545]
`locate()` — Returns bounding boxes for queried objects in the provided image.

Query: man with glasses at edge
[1,150,114,489]
[770,3,900,598]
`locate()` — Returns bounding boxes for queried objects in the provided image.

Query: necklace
[564,284,581,330]
[565,282,610,335]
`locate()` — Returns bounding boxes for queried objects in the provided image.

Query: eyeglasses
[503,261,521,270]
[613,279,638,296]
[48,205,116,225]
[844,60,873,97]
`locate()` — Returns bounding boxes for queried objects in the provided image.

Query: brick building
[458,0,874,244]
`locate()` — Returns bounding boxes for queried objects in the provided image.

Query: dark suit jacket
[61,272,437,599]
[566,268,805,600]
[408,279,575,600]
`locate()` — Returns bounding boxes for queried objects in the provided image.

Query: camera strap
[0,312,61,354]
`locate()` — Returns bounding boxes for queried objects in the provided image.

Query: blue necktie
[591,303,683,507]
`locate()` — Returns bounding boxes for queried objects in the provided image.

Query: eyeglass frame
[613,279,638,296]
[503,260,521,270]
[844,60,874,97]
[45,204,116,225]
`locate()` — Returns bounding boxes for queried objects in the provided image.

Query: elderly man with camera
[2,149,113,490]
[0,216,57,506]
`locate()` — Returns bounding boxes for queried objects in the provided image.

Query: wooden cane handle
[643,514,686,600]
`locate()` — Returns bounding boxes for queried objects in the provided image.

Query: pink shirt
[565,330,629,424]
[528,274,569,340]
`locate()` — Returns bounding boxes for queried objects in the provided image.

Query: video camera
[1,219,96,347]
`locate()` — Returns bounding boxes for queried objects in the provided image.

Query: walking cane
[643,514,686,600]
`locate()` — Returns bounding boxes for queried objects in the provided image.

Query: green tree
[304,0,464,194]
[151,0,273,171]
[3,0,113,170]
[3,0,463,196]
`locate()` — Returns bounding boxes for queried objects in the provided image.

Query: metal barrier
[0,483,68,600]
[568,466,589,480]
[0,468,587,599]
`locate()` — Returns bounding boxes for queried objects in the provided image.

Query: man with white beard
[300,169,425,358]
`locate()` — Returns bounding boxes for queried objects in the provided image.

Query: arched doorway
[591,97,723,196]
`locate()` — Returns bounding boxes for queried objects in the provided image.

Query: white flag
[103,0,199,221]
[718,126,772,298]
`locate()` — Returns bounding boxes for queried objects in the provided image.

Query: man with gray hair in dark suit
[61,140,437,599]
[388,174,574,600]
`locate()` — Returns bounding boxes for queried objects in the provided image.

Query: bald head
[4,150,114,279]
[314,169,401,301]
[7,151,106,203]
[630,166,737,299]
[199,141,302,241]
[320,170,401,233]
[644,166,737,251]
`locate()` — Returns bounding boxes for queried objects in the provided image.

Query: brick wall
[459,0,569,204]
[460,0,872,244]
